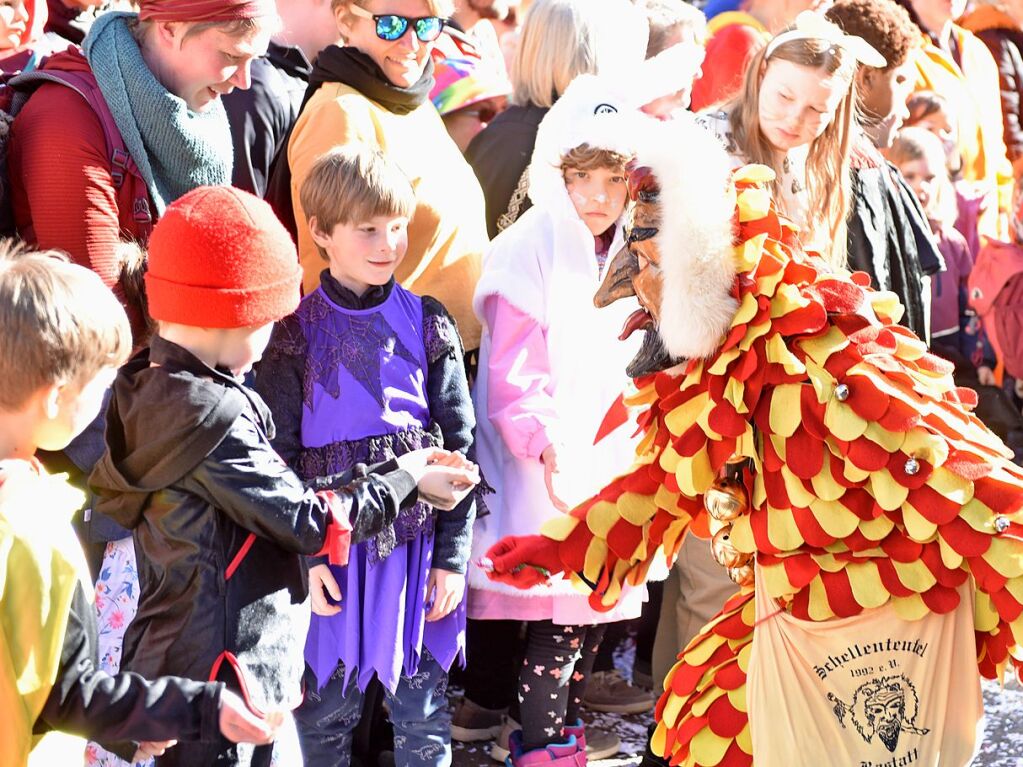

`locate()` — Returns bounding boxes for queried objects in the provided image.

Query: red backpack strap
[10,69,154,239]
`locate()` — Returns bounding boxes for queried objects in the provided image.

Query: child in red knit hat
[88,186,480,767]
[0,242,278,767]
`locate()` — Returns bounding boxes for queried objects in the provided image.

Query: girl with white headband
[699,10,885,266]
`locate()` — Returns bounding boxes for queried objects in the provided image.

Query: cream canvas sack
[747,568,983,767]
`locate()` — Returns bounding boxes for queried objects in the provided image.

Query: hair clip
[765,10,887,68]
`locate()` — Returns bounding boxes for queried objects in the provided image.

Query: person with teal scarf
[8,0,276,343]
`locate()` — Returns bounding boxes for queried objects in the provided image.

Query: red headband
[138,0,277,22]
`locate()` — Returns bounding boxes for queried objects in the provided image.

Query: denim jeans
[296,649,451,767]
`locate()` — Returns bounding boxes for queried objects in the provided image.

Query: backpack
[0,66,152,239]
[968,239,1023,380]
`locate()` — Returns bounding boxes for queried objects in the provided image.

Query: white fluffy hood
[634,116,739,360]
[527,43,706,211]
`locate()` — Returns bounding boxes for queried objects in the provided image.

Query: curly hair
[825,0,919,70]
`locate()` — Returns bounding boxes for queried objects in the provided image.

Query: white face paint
[563,164,629,237]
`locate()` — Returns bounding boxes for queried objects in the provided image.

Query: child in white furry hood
[466,72,654,766]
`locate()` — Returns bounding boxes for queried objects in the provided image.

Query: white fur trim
[636,117,739,359]
[527,45,706,214]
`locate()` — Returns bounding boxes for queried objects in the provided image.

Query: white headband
[765,11,888,68]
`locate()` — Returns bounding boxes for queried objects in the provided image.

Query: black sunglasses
[350,5,446,42]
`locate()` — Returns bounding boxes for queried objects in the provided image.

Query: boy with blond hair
[257,146,478,766]
[0,243,276,767]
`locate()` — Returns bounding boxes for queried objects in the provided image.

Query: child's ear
[308,216,331,249]
[42,383,62,420]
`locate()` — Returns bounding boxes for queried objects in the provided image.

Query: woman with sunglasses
[288,0,487,360]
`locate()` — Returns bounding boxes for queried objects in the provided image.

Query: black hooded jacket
[847,140,944,341]
[89,337,417,727]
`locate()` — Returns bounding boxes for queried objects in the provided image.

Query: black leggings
[510,621,607,751]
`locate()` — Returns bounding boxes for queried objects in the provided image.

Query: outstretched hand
[479,535,565,588]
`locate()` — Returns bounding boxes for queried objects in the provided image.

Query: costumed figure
[483,113,1023,766]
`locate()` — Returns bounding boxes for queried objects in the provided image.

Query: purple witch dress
[293,285,466,693]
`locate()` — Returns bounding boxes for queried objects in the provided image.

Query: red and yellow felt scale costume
[520,165,1023,766]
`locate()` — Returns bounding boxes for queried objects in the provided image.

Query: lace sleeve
[254,315,307,470]
[422,295,465,365]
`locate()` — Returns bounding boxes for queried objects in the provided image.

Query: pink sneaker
[506,730,586,767]
[563,720,620,761]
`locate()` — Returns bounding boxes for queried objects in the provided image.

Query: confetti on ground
[450,636,1023,766]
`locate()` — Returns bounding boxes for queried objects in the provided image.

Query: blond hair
[300,147,416,259]
[511,0,647,108]
[729,38,857,267]
[331,0,455,20]
[0,241,131,410]
[634,0,706,57]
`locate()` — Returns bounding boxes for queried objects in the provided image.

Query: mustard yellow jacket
[911,26,1014,239]
[1,462,90,767]
[288,82,488,350]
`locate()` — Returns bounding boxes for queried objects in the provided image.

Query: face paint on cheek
[570,191,589,206]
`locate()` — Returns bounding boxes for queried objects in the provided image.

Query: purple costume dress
[292,284,466,693]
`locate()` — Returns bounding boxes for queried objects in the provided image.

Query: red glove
[481,535,565,588]
[316,491,353,566]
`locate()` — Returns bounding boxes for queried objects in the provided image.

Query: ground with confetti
[451,639,1023,766]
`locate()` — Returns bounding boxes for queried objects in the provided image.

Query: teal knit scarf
[83,12,233,214]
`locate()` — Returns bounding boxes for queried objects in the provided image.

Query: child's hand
[396,447,454,481]
[309,564,342,617]
[540,444,570,513]
[430,450,476,472]
[425,568,465,621]
[417,463,479,510]
[978,365,996,386]
[218,690,275,745]
[133,740,177,761]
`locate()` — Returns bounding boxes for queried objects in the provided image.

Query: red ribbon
[316,491,353,567]
[138,0,277,22]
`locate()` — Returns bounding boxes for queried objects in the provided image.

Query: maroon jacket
[963,6,1023,170]
[9,48,151,338]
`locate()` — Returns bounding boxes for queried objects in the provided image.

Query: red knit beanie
[145,187,301,328]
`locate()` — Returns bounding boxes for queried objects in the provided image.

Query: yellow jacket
[911,26,1013,238]
[0,461,91,767]
[288,82,488,349]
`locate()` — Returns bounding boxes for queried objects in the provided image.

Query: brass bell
[711,526,753,568]
[727,563,755,586]
[704,477,748,522]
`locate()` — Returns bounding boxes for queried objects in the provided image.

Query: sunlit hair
[331,0,455,22]
[558,144,631,174]
[131,16,278,43]
[510,0,647,108]
[0,241,131,411]
[634,0,707,57]
[728,37,858,267]
[300,146,416,261]
[888,127,958,227]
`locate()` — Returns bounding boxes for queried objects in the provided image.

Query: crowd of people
[5,0,1023,766]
